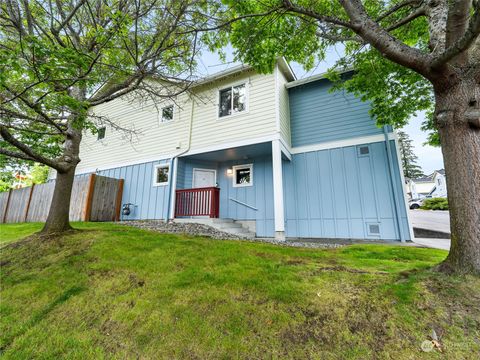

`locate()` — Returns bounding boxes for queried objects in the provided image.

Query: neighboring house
[74,59,411,242]
[408,169,447,199]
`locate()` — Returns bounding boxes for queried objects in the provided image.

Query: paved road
[409,210,450,234]
[409,210,451,250]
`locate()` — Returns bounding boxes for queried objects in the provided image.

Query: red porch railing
[175,187,220,218]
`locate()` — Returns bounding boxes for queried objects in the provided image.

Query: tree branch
[432,3,480,67]
[0,125,66,171]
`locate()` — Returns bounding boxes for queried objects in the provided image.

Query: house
[74,59,412,242]
[408,169,447,199]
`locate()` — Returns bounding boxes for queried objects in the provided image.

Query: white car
[409,198,424,209]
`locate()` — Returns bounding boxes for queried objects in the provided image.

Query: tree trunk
[41,166,76,234]
[435,78,480,275]
[41,116,82,236]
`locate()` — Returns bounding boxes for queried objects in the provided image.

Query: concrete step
[216,223,243,229]
[222,227,251,235]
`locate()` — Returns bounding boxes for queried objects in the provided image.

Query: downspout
[165,95,195,221]
[383,126,405,242]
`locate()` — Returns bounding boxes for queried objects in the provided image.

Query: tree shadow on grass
[0,285,86,354]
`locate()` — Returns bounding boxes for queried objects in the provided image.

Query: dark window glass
[162,105,173,122]
[235,167,251,185]
[232,84,246,113]
[219,88,232,117]
[156,166,169,184]
[97,127,106,140]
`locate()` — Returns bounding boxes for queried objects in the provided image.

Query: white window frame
[217,81,249,120]
[96,126,106,141]
[153,163,170,186]
[160,104,174,123]
[232,164,253,188]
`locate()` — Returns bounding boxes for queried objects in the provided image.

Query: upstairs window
[219,83,246,118]
[97,127,106,140]
[153,164,169,186]
[161,105,174,123]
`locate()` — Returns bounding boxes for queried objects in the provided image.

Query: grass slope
[1,223,479,359]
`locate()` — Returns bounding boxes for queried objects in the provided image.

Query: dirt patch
[313,265,389,275]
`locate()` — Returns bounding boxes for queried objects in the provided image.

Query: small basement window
[153,164,169,186]
[97,127,106,140]
[161,105,174,123]
[219,83,246,118]
[233,164,253,187]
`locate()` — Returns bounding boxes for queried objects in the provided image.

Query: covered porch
[169,140,289,238]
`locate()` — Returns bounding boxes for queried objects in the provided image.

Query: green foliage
[397,130,424,179]
[28,164,50,185]
[421,197,449,210]
[220,0,437,143]
[1,222,479,358]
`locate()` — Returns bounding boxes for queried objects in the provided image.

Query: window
[357,145,370,157]
[97,127,106,140]
[161,105,174,123]
[219,83,246,118]
[153,164,169,186]
[233,164,253,187]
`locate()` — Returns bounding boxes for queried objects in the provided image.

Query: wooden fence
[0,174,124,224]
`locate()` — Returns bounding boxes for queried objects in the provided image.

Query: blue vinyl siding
[92,159,171,220]
[288,78,383,147]
[283,141,410,240]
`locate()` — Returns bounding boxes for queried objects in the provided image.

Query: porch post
[272,139,285,240]
[168,157,179,221]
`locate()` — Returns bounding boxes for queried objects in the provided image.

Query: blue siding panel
[91,159,171,221]
[283,141,411,241]
[289,78,383,147]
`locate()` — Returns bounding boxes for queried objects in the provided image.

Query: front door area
[193,168,216,188]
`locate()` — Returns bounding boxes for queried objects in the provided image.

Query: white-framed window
[153,164,170,186]
[160,105,174,123]
[97,126,106,141]
[218,83,247,118]
[232,164,253,187]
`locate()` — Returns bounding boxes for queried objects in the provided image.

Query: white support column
[272,139,285,240]
[168,157,179,221]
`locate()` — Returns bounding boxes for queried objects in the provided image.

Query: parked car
[409,198,424,209]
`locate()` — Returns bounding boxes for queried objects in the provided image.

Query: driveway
[409,210,450,234]
[409,210,451,250]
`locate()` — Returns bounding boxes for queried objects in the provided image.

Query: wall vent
[368,224,380,235]
[358,145,370,157]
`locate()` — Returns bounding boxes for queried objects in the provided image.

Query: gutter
[383,126,406,242]
[165,96,195,221]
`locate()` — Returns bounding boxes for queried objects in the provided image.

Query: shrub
[421,197,449,210]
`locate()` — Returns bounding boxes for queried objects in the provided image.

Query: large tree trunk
[41,166,76,234]
[435,78,480,275]
[41,119,82,235]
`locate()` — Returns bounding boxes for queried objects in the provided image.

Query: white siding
[278,67,291,146]
[76,69,277,173]
[189,70,276,150]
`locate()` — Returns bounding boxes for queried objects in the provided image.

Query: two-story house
[75,59,412,242]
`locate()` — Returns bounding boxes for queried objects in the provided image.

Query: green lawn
[1,223,479,359]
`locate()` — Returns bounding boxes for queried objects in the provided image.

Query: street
[409,210,451,250]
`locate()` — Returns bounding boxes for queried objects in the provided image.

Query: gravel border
[119,220,345,249]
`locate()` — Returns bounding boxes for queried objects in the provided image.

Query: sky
[199,46,444,175]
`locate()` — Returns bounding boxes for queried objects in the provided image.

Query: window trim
[153,163,170,187]
[97,126,106,141]
[160,104,174,124]
[217,81,249,120]
[232,163,253,188]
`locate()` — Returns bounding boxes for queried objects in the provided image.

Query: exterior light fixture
[227,168,233,175]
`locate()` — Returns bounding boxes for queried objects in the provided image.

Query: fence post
[114,179,124,221]
[23,184,35,222]
[2,189,12,223]
[83,174,96,221]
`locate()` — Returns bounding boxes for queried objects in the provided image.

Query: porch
[170,140,288,238]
